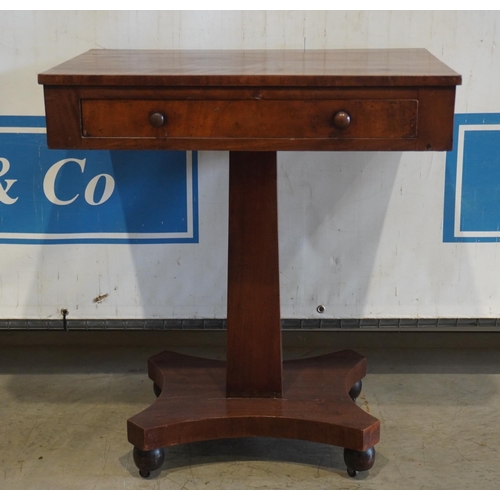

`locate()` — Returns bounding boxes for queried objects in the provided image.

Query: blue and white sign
[0,116,198,244]
[444,113,500,242]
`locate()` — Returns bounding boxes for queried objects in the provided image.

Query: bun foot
[349,380,362,401]
[344,446,375,478]
[153,383,162,398]
[133,446,165,478]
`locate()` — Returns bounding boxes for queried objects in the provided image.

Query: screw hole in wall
[61,308,69,331]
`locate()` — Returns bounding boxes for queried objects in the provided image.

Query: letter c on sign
[43,158,85,206]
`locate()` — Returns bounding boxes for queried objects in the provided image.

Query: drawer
[81,98,418,140]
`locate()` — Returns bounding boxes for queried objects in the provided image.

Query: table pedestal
[127,151,380,477]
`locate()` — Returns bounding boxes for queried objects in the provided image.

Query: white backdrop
[0,10,499,320]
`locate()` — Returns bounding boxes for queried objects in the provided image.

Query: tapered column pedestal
[127,152,380,477]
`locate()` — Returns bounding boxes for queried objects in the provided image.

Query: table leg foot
[153,382,162,398]
[349,380,362,401]
[344,446,376,477]
[133,446,165,478]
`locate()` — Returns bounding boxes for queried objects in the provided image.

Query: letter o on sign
[84,174,115,206]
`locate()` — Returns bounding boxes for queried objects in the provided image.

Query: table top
[38,49,461,88]
[38,49,461,152]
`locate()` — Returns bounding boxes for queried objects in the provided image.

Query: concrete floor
[1,331,500,489]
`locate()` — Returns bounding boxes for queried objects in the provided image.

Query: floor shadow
[118,437,388,480]
[2,345,500,404]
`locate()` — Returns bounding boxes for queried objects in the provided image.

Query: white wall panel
[0,11,498,319]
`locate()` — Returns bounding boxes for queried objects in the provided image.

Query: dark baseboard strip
[0,318,499,331]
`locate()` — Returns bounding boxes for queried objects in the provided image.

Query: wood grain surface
[40,49,460,152]
[127,349,380,452]
[38,49,461,87]
[226,152,282,398]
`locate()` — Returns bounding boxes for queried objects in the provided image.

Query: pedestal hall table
[38,49,461,478]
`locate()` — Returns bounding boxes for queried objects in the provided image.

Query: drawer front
[81,99,418,140]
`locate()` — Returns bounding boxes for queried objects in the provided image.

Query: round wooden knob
[149,112,165,128]
[333,111,351,130]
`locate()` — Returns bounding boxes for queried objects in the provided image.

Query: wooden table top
[38,49,461,88]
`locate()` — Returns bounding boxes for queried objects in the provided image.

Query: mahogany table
[38,49,460,478]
